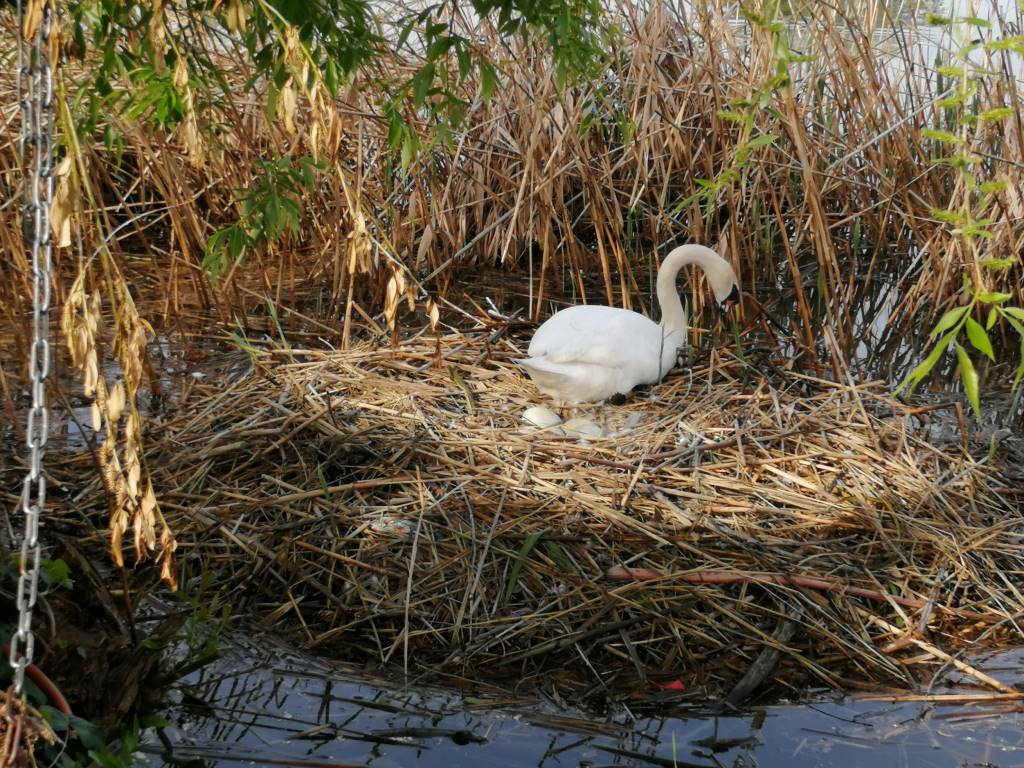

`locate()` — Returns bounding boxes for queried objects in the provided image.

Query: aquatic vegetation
[896,10,1024,416]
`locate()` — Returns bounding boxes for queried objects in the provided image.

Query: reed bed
[46,326,1024,702]
[2,0,1022,351]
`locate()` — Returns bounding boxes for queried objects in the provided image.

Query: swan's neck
[656,244,725,335]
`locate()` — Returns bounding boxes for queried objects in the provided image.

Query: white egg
[561,417,604,438]
[522,406,563,429]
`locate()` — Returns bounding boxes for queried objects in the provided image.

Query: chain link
[11,0,55,696]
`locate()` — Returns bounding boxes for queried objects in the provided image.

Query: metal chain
[10,0,55,696]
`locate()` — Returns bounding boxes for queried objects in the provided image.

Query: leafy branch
[204,155,324,280]
[676,1,803,215]
[896,15,1024,415]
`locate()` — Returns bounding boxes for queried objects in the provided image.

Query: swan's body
[517,244,738,405]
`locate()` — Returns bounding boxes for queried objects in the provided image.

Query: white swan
[516,244,739,405]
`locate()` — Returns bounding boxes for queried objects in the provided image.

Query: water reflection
[150,633,1024,768]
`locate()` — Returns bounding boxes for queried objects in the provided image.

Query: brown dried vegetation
[1,0,1023,700]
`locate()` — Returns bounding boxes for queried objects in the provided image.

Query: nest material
[115,331,1023,700]
[0,687,57,767]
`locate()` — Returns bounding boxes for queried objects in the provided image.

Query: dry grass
[38,323,1024,702]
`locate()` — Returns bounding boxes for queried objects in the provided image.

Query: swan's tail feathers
[516,357,572,391]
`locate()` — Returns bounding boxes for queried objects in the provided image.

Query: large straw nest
[83,328,1024,701]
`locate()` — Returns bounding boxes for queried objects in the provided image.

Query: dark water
[149,632,1024,768]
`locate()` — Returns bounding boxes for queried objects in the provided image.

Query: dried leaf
[427,298,440,330]
[21,0,44,40]
[109,505,128,568]
[49,156,73,248]
[278,81,297,134]
[107,380,126,423]
[84,353,98,397]
[158,524,178,590]
[225,0,247,32]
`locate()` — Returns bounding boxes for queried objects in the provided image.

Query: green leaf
[899,330,957,392]
[965,316,995,360]
[479,58,497,102]
[931,207,964,225]
[324,59,340,97]
[955,343,981,416]
[976,290,1013,304]
[400,130,415,171]
[427,35,454,60]
[979,256,1016,269]
[954,222,995,238]
[70,714,108,750]
[986,306,999,329]
[963,15,991,27]
[926,12,953,25]
[929,305,968,337]
[717,109,750,124]
[456,46,471,79]
[1002,306,1024,324]
[542,540,576,572]
[936,64,965,78]
[980,180,1008,195]
[1014,356,1024,392]
[503,530,544,603]
[1003,310,1024,338]
[979,106,1015,122]
[746,133,779,149]
[396,16,418,49]
[985,35,1024,50]
[41,558,72,589]
[387,111,403,150]
[923,127,962,144]
[411,63,435,106]
[265,83,279,123]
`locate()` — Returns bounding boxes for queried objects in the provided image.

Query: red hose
[3,643,72,715]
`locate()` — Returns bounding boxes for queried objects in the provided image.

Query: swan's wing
[528,306,664,369]
[514,356,576,390]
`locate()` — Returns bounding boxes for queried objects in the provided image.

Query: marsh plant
[896,10,1024,416]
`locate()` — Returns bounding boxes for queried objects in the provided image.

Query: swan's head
[703,255,740,309]
[659,244,741,321]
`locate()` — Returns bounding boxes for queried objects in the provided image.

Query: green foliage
[5,556,74,590]
[42,558,74,590]
[383,0,608,169]
[502,529,544,603]
[899,14,1024,417]
[677,1,795,216]
[66,0,606,152]
[64,0,608,276]
[40,708,169,768]
[204,155,324,279]
[897,281,1024,416]
[173,571,231,662]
